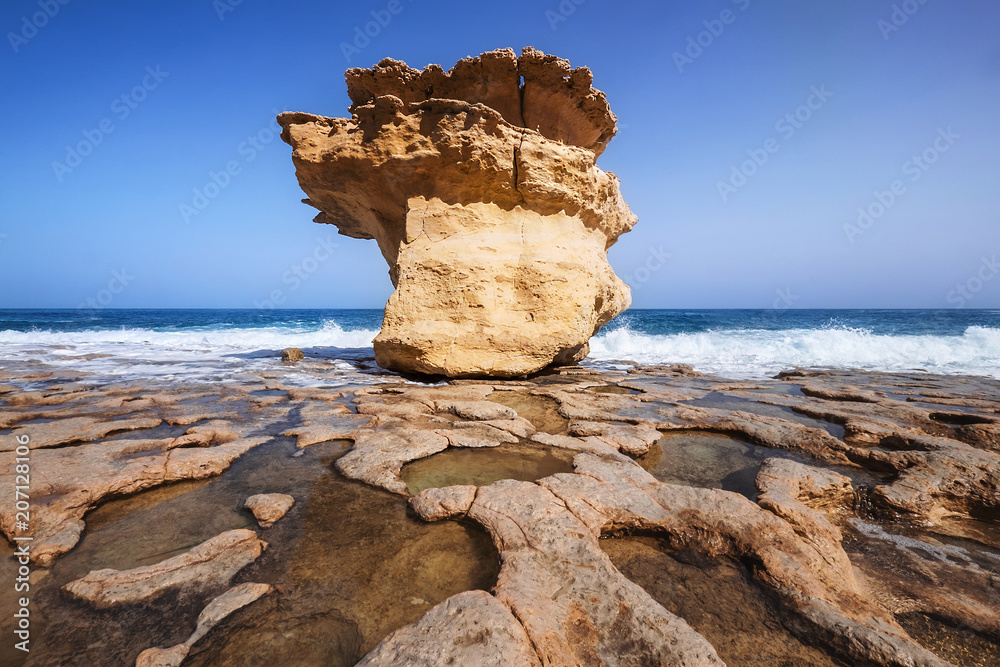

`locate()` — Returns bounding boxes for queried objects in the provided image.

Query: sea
[0,309,997,386]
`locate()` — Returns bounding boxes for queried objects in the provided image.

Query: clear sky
[1,0,998,309]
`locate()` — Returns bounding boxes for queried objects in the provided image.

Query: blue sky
[1,0,998,309]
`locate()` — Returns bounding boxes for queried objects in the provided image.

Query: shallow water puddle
[896,612,1000,667]
[741,383,807,397]
[185,451,499,666]
[4,437,500,667]
[841,518,1000,666]
[846,518,1000,572]
[929,411,996,425]
[637,431,811,500]
[486,390,569,433]
[601,535,847,667]
[685,391,847,439]
[584,384,642,395]
[401,442,576,495]
[931,516,1000,553]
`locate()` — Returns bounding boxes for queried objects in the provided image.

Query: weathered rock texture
[243,493,295,528]
[63,529,267,609]
[278,47,636,377]
[4,361,1000,666]
[356,590,541,667]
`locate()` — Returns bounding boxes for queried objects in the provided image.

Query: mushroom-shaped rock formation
[278,47,636,378]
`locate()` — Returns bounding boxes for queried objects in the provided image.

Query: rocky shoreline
[2,360,999,666]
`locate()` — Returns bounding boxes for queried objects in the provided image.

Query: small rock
[244,493,295,528]
[281,347,304,362]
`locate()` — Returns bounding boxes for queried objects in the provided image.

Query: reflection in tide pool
[401,443,576,495]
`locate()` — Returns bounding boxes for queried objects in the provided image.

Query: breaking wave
[588,325,1000,379]
[0,319,381,385]
[2,314,998,382]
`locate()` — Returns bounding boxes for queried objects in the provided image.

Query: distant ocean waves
[0,309,998,382]
[0,319,378,353]
[0,320,382,386]
[588,324,1000,379]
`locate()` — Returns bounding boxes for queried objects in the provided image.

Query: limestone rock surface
[278,47,636,377]
[356,590,541,667]
[244,493,295,527]
[62,529,266,609]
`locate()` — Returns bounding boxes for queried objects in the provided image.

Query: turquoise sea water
[0,308,997,382]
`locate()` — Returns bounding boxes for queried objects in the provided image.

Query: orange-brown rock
[62,529,267,609]
[278,47,635,377]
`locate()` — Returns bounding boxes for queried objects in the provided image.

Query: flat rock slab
[63,529,267,609]
[5,415,163,451]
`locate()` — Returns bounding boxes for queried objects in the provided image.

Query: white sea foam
[0,320,381,386]
[587,325,1000,379]
[2,321,998,383]
[0,320,377,351]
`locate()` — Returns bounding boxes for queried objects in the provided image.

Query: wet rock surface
[1,365,999,665]
[62,529,267,609]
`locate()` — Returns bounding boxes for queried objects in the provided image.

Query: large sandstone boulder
[278,47,636,377]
